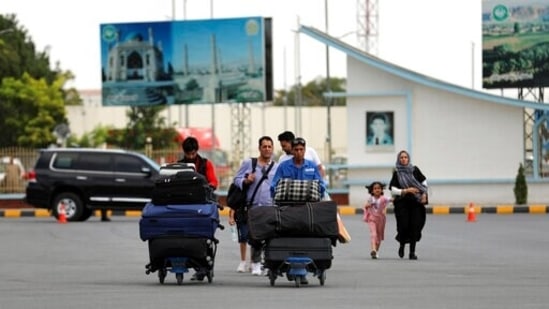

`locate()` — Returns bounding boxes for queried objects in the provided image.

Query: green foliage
[513,163,528,205]
[105,127,178,150]
[273,77,346,106]
[0,74,67,147]
[66,125,115,148]
[100,107,177,150]
[0,14,55,83]
[0,14,81,147]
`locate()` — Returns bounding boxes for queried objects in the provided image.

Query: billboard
[482,1,549,89]
[100,17,272,106]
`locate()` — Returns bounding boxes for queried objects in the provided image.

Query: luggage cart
[145,236,218,285]
[266,256,328,287]
[263,237,333,287]
[140,162,223,285]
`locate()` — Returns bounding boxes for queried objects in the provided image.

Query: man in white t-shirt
[277,131,326,178]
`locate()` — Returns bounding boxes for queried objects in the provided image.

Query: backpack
[226,158,257,210]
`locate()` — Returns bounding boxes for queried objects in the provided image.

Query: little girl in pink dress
[364,181,392,259]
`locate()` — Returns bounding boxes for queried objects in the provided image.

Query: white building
[301,25,549,207]
[67,26,549,207]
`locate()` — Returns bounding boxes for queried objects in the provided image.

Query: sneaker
[370,250,377,259]
[236,261,247,273]
[251,263,262,276]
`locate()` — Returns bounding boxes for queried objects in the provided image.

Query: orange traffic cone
[466,203,476,222]
[58,202,67,224]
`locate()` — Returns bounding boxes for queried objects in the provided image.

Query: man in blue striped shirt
[271,137,326,201]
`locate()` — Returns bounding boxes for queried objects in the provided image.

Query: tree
[0,74,68,147]
[67,124,114,148]
[273,77,346,106]
[0,15,52,82]
[0,14,80,147]
[513,163,527,205]
[119,106,177,150]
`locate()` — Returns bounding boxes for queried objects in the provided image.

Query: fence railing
[0,147,38,194]
[0,147,233,193]
[1,146,348,194]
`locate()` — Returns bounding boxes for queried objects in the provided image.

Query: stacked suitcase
[250,179,337,287]
[139,163,222,285]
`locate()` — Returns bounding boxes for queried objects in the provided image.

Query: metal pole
[184,0,189,127]
[172,0,176,19]
[168,0,175,127]
[283,46,288,129]
[210,0,216,156]
[294,17,302,135]
[471,41,475,89]
[325,0,333,186]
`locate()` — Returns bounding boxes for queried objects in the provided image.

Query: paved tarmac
[1,203,549,219]
[0,213,548,309]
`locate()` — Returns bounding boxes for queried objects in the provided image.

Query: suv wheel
[52,193,84,222]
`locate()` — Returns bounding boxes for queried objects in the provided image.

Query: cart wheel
[176,273,183,285]
[319,270,326,286]
[158,269,167,284]
[206,270,213,283]
[268,270,277,286]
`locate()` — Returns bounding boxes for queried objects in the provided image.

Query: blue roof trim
[299,25,549,112]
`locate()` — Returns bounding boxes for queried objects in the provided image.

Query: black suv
[25,148,161,221]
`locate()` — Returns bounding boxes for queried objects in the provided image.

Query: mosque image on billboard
[100,17,272,106]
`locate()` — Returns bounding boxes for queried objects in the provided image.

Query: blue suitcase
[139,203,220,241]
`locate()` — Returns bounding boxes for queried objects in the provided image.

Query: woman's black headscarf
[395,150,427,201]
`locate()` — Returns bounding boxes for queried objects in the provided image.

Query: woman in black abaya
[389,150,428,260]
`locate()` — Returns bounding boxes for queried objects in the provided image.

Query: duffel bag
[273,178,322,204]
[247,201,338,240]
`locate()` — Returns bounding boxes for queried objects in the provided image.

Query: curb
[1,205,548,218]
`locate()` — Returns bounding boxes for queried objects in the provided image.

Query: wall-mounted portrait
[366,111,394,151]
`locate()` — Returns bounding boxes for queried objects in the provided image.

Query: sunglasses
[291,137,306,146]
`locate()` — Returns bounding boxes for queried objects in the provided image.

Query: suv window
[74,153,112,172]
[52,153,78,169]
[52,153,113,172]
[114,154,146,173]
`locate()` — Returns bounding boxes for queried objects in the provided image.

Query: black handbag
[226,158,258,210]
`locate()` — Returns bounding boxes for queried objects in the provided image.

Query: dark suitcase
[152,171,216,205]
[139,203,220,241]
[264,237,333,270]
[148,236,214,261]
[247,201,339,240]
[147,236,216,273]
